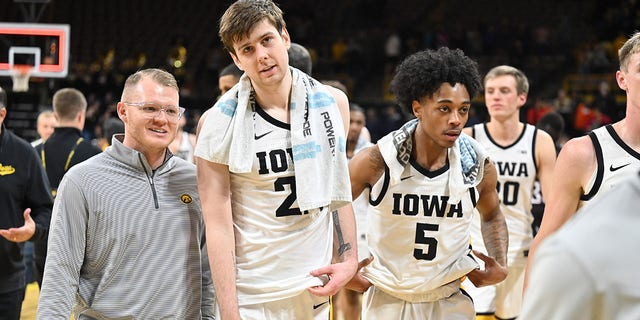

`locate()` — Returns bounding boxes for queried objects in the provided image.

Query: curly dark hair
[390,47,481,114]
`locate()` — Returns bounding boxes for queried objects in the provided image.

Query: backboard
[0,22,70,78]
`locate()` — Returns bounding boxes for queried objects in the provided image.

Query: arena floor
[21,282,38,320]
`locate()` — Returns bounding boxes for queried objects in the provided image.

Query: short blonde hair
[618,31,640,72]
[121,68,178,100]
[484,65,529,95]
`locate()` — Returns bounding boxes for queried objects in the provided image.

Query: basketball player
[169,113,196,163]
[218,62,243,96]
[461,66,556,320]
[194,1,357,319]
[521,171,640,319]
[347,47,508,320]
[526,31,640,290]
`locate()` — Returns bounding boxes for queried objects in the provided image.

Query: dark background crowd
[0,0,637,144]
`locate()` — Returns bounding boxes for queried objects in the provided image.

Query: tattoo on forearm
[482,212,508,266]
[332,210,352,257]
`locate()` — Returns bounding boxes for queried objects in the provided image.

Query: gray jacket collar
[106,134,173,174]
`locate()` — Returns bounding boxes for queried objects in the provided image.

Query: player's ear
[230,53,243,71]
[281,27,291,49]
[616,70,627,91]
[517,92,527,108]
[411,100,422,118]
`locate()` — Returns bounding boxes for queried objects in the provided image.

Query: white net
[9,65,32,92]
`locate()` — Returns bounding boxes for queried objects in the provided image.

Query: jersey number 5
[414,223,439,260]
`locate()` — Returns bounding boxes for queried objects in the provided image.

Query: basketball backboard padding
[0,22,69,78]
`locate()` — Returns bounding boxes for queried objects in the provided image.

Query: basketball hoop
[10,64,33,92]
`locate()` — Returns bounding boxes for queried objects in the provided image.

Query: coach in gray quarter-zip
[37,68,215,320]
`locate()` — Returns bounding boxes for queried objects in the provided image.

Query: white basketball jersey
[363,159,478,297]
[230,106,333,306]
[580,125,640,207]
[471,123,537,263]
[174,131,194,163]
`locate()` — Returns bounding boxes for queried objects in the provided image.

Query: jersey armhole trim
[469,186,478,208]
[580,131,604,201]
[369,164,390,206]
[532,126,539,172]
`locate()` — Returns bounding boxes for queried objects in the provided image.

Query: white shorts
[362,285,475,320]
[220,291,330,320]
[462,257,526,319]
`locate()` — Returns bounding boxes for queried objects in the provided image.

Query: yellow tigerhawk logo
[180,194,193,204]
[0,163,16,176]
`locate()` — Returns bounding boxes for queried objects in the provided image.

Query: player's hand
[345,255,374,293]
[0,208,36,243]
[466,250,508,287]
[308,258,359,296]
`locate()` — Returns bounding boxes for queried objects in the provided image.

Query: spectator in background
[384,31,402,70]
[572,95,603,136]
[552,89,574,126]
[218,62,243,96]
[526,97,553,125]
[97,117,124,150]
[288,42,312,75]
[364,108,383,143]
[0,86,53,320]
[377,104,406,138]
[536,111,566,153]
[31,110,58,148]
[34,88,103,289]
[592,80,619,123]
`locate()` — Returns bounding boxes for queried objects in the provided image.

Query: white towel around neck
[194,67,352,211]
[377,119,489,204]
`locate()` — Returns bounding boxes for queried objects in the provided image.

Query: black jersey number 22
[274,176,307,217]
